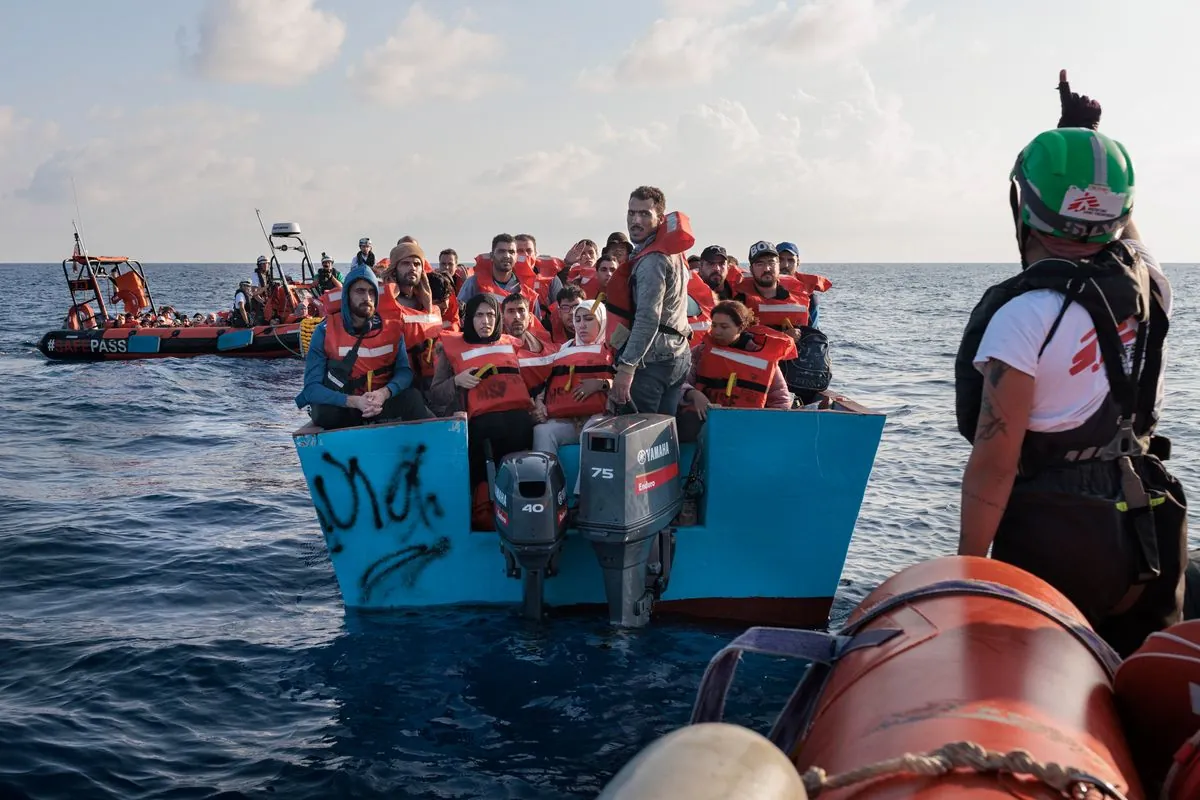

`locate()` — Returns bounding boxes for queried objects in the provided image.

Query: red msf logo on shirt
[1070,320,1137,376]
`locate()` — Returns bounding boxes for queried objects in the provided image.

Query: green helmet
[1011,127,1134,244]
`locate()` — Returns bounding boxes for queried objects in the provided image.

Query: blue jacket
[294,264,414,409]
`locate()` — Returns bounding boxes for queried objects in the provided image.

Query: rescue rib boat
[292,399,885,630]
[599,555,1200,799]
[38,222,321,362]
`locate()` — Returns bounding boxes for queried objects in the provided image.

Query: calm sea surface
[2,261,1197,798]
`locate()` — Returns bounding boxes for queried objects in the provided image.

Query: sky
[2,0,1199,265]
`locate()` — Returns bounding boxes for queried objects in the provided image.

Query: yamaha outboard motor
[577,414,682,628]
[492,451,568,620]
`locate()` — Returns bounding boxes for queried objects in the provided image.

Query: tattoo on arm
[975,360,1011,442]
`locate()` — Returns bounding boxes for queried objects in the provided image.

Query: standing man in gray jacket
[609,185,692,415]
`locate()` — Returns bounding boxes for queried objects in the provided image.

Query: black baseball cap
[700,245,727,262]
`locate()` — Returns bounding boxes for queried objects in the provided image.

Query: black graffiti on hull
[360,536,452,603]
[312,444,444,541]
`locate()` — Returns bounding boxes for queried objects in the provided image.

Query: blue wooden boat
[292,394,884,629]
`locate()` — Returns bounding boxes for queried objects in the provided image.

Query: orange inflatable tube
[788,556,1142,798]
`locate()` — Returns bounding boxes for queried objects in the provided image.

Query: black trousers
[467,409,535,486]
[309,386,433,430]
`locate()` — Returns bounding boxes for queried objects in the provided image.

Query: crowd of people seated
[295,185,835,528]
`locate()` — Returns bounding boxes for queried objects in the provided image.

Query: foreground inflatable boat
[600,556,1200,799]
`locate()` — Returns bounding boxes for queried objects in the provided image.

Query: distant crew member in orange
[110,269,150,316]
[294,263,433,430]
[676,300,795,442]
[428,294,535,529]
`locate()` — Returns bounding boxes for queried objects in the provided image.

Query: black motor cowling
[493,451,568,620]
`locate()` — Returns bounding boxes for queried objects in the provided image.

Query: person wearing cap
[608,185,692,414]
[686,254,701,270]
[232,280,255,328]
[295,262,432,430]
[350,237,376,270]
[776,241,831,328]
[604,231,633,263]
[698,245,735,300]
[955,71,1185,657]
[250,255,271,288]
[316,254,342,293]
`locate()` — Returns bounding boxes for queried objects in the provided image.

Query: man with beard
[295,263,432,430]
[609,185,692,414]
[350,237,375,270]
[316,253,342,293]
[697,245,735,300]
[457,233,542,315]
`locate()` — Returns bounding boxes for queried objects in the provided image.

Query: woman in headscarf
[531,300,615,495]
[429,293,534,528]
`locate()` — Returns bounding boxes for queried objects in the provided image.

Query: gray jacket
[615,237,691,370]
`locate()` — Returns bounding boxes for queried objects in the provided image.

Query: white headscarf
[571,299,607,347]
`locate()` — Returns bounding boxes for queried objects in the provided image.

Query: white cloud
[580,0,913,91]
[661,0,753,18]
[347,4,507,105]
[187,0,345,86]
[479,145,603,191]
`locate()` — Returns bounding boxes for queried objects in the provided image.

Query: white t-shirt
[973,239,1172,433]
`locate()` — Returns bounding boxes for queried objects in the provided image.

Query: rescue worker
[676,300,795,442]
[428,294,534,529]
[231,280,255,328]
[294,263,432,430]
[350,237,375,270]
[251,255,271,288]
[608,185,692,414]
[316,254,342,293]
[956,70,1186,658]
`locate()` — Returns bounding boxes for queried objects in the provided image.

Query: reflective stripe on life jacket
[439,333,531,417]
[694,326,797,408]
[736,277,811,329]
[322,313,404,395]
[516,340,561,392]
[543,342,614,419]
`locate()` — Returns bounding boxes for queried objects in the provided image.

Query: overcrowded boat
[37,222,323,361]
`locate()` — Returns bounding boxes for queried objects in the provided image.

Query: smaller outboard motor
[577,414,682,628]
[492,451,568,620]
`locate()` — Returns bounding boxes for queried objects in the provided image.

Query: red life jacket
[735,277,811,330]
[784,273,832,295]
[439,333,532,417]
[322,312,405,395]
[440,291,461,333]
[686,271,717,344]
[515,338,560,392]
[694,326,797,408]
[543,343,615,419]
[547,305,575,344]
[472,254,542,310]
[566,264,603,301]
[386,295,443,381]
[603,211,696,338]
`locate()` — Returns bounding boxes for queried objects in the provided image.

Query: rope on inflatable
[299,316,321,356]
[801,741,1128,799]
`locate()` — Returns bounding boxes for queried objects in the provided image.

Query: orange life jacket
[547,306,574,344]
[382,292,443,381]
[543,342,615,419]
[472,255,542,310]
[322,312,404,395]
[439,333,532,417]
[603,211,696,337]
[784,272,833,296]
[694,326,797,408]
[735,277,812,330]
[110,270,150,316]
[686,271,717,344]
[515,338,560,392]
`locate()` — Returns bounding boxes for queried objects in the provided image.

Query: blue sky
[2,0,1198,264]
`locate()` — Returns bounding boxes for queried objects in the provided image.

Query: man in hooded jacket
[295,263,432,429]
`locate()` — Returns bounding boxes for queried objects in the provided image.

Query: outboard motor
[577,414,682,628]
[492,451,568,620]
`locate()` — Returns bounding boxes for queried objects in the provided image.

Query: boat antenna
[70,177,92,276]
